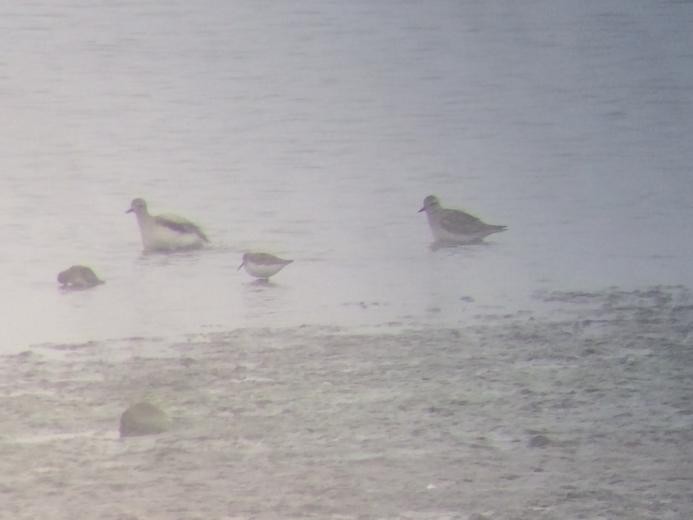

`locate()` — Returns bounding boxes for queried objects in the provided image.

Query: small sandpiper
[57,265,104,289]
[238,252,293,280]
[418,194,507,244]
[126,198,209,253]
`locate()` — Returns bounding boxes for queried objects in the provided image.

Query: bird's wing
[439,209,490,234]
[250,253,292,265]
[156,214,209,241]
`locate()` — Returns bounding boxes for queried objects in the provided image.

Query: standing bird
[126,198,209,253]
[418,195,506,244]
[238,252,293,280]
[57,265,104,289]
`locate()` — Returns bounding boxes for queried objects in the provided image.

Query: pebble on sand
[528,434,552,448]
[119,402,171,438]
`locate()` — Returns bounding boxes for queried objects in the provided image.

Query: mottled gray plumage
[419,195,506,244]
[57,265,104,289]
[238,252,293,280]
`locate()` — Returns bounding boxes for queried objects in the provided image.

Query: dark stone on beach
[528,434,551,448]
[180,357,196,368]
[119,402,171,438]
[468,514,491,520]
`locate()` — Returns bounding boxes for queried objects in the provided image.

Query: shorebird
[57,265,104,289]
[238,252,293,280]
[418,195,507,244]
[126,198,209,253]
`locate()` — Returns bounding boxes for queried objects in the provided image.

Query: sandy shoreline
[2,286,692,519]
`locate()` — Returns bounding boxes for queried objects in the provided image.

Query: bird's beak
[418,206,425,213]
[125,208,133,214]
[237,262,244,271]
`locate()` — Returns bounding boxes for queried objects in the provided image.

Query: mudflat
[2,287,692,519]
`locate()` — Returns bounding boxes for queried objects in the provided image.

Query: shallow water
[1,1,693,350]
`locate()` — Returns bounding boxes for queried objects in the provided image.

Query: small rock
[468,513,492,520]
[180,357,195,368]
[528,434,551,448]
[119,402,171,438]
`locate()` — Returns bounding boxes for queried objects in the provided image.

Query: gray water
[2,1,692,350]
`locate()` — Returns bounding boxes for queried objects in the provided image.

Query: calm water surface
[1,1,692,350]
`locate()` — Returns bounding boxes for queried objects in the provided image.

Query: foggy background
[1,1,692,350]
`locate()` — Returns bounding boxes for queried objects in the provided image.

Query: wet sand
[2,286,692,519]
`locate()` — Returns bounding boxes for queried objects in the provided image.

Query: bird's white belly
[427,216,489,244]
[245,262,285,278]
[142,222,204,252]
[430,224,484,243]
